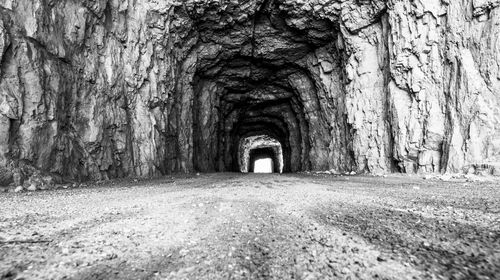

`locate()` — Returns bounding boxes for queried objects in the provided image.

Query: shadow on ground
[312,204,500,279]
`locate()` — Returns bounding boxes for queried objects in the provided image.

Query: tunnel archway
[182,0,354,174]
[233,115,292,173]
[239,135,283,173]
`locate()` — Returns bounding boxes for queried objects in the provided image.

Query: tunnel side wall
[0,0,499,182]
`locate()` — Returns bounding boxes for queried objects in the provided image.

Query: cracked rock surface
[0,0,500,182]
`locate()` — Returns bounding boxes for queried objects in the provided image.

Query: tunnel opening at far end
[240,135,283,173]
[253,157,274,173]
[249,147,279,174]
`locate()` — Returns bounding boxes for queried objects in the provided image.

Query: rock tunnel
[1,0,500,183]
[186,0,349,174]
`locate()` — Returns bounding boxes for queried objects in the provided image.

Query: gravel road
[1,173,499,280]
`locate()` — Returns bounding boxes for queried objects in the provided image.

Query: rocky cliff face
[0,0,499,183]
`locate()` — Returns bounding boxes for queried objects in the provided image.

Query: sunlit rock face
[0,0,499,182]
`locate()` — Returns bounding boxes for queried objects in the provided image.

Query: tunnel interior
[180,0,347,173]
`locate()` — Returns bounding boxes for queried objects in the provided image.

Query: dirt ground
[0,173,499,280]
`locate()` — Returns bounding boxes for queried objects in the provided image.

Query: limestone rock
[0,0,498,179]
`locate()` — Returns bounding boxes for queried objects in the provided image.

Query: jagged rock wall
[387,0,500,173]
[0,0,499,183]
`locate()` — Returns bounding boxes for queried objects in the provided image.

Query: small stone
[377,254,388,262]
[14,186,23,193]
[465,166,476,175]
[341,267,350,274]
[492,167,500,177]
[27,184,37,191]
[105,253,118,260]
[441,174,453,181]
[42,175,54,186]
[329,169,339,175]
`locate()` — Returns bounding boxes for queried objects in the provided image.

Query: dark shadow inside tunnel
[180,0,349,174]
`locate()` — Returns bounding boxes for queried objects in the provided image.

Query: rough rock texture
[239,135,283,173]
[0,0,499,182]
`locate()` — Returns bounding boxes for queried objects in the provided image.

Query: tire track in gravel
[1,173,498,279]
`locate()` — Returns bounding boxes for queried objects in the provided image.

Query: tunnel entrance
[178,0,353,174]
[239,135,283,173]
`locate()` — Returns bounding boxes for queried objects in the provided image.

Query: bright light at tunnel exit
[253,158,273,173]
